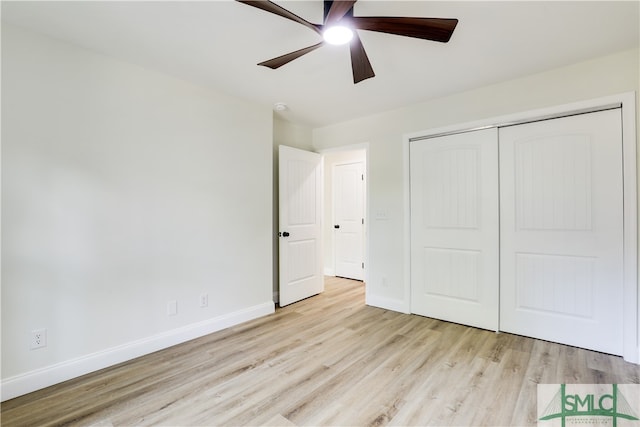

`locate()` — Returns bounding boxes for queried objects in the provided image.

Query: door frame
[403,91,638,363]
[319,143,370,298]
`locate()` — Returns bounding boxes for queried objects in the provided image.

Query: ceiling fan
[236,0,459,84]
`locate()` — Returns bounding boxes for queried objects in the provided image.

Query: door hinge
[362,262,364,269]
[362,218,364,225]
[362,174,364,181]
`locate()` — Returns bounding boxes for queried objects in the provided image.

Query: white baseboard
[323,267,335,276]
[1,301,275,401]
[366,293,410,314]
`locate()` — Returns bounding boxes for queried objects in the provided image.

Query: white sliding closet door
[499,109,624,355]
[410,128,499,331]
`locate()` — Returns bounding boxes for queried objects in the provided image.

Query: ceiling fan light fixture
[237,0,459,84]
[323,25,354,45]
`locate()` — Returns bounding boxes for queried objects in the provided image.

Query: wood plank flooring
[2,277,639,426]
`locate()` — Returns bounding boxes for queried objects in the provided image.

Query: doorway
[322,147,368,284]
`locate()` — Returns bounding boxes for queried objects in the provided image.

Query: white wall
[1,25,274,399]
[312,48,640,311]
[272,116,313,299]
[322,149,366,276]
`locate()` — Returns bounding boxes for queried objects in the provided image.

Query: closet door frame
[403,91,638,363]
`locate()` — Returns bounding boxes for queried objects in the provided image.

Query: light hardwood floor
[2,277,639,426]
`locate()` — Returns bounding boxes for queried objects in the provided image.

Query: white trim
[403,133,412,315]
[318,143,368,154]
[364,146,371,298]
[366,294,410,314]
[404,92,638,363]
[620,92,639,363]
[1,301,275,401]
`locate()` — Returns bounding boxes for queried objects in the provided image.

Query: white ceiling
[2,1,639,128]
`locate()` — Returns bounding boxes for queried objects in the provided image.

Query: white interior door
[499,109,624,355]
[278,145,323,307]
[334,162,364,281]
[410,128,499,331]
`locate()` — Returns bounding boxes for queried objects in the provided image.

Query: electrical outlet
[30,328,47,350]
[167,300,177,316]
[199,293,208,308]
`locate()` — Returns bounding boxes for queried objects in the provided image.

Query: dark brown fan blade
[324,0,357,26]
[352,16,458,42]
[349,32,374,84]
[237,1,321,35]
[258,42,324,69]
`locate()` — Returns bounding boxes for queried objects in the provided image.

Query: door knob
[334,225,340,229]
[282,231,290,237]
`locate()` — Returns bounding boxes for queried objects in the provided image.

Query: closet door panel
[499,109,624,355]
[410,128,499,331]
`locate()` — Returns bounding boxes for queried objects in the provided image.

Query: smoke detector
[274,102,288,112]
